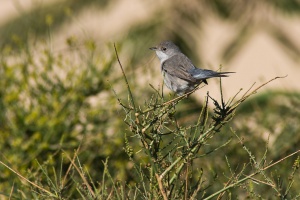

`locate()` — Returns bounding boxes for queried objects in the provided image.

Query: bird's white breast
[156,51,169,64]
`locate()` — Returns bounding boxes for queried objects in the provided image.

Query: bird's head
[150,41,181,63]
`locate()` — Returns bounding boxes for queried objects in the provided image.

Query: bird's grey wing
[162,54,197,83]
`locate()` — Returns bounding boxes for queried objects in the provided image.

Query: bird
[150,41,234,96]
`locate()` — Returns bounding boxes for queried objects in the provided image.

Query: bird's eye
[162,47,167,51]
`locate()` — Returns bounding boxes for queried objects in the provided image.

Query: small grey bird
[150,41,234,95]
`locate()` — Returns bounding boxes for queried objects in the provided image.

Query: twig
[141,84,205,114]
[155,173,168,200]
[228,75,287,113]
[62,145,81,187]
[239,75,287,103]
[203,149,300,200]
[247,177,275,187]
[9,181,15,200]
[185,161,189,200]
[113,43,136,111]
[63,150,96,198]
[0,160,56,197]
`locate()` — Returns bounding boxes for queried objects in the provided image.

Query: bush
[0,41,299,199]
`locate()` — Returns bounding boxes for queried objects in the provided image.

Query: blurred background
[2,0,300,95]
[1,0,300,198]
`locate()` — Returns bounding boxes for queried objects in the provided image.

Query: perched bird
[150,41,234,95]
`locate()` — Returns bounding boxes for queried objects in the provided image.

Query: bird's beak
[149,47,157,51]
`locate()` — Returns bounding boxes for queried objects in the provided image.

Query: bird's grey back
[161,53,198,83]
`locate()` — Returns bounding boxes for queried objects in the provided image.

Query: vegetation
[1,0,300,199]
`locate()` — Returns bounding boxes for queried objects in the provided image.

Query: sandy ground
[1,0,300,100]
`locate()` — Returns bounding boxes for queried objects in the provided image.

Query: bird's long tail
[208,71,235,78]
[192,69,235,80]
